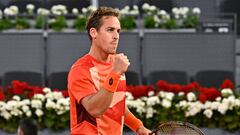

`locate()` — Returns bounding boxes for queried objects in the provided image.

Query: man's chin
[108,50,117,54]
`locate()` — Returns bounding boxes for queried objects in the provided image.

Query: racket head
[151,121,205,135]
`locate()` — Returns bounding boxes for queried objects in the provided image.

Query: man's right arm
[81,53,130,118]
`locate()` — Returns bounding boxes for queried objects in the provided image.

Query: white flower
[1,111,11,120]
[31,100,42,109]
[13,95,21,101]
[37,8,50,16]
[204,101,212,109]
[0,101,5,108]
[148,91,155,96]
[43,87,51,93]
[185,102,203,117]
[187,92,196,101]
[53,91,64,99]
[218,102,228,115]
[133,5,138,11]
[26,4,35,14]
[142,3,150,10]
[51,4,68,15]
[21,99,31,106]
[126,92,134,100]
[57,98,69,106]
[178,92,184,97]
[165,92,174,101]
[234,99,240,107]
[146,107,155,118]
[146,96,160,106]
[172,7,178,14]
[216,97,222,101]
[88,6,97,12]
[35,109,44,117]
[26,4,35,10]
[221,88,233,97]
[22,105,30,113]
[149,6,157,11]
[192,7,201,14]
[46,99,56,109]
[158,91,166,98]
[210,101,220,110]
[33,94,45,101]
[82,8,87,14]
[72,8,79,15]
[6,100,20,110]
[203,109,213,118]
[153,15,160,24]
[158,10,167,16]
[11,108,22,116]
[9,5,19,15]
[161,99,171,108]
[177,100,188,108]
[126,99,145,115]
[4,8,14,16]
[26,110,32,117]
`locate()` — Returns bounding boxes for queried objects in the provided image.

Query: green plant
[144,15,156,28]
[120,15,137,30]
[73,16,87,31]
[182,14,200,29]
[0,18,13,31]
[48,16,68,32]
[14,17,30,30]
[35,15,45,29]
[161,18,178,29]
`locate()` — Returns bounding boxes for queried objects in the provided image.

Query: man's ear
[90,28,97,39]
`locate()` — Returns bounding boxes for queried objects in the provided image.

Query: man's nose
[113,31,119,39]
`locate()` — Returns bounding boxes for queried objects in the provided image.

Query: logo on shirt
[109,78,113,85]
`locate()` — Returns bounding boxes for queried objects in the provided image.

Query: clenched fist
[112,53,130,75]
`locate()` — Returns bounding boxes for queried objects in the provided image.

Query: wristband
[124,112,143,132]
[102,71,120,92]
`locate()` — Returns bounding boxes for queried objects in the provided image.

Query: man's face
[94,16,121,55]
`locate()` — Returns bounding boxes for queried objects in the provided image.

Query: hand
[136,125,153,135]
[112,53,130,75]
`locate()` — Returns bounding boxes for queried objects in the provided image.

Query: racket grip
[149,129,157,135]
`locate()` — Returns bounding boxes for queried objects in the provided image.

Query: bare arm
[81,88,114,118]
[125,106,152,135]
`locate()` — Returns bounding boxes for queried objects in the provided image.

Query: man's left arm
[124,106,151,135]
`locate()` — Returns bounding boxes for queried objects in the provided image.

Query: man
[68,7,151,135]
[17,118,38,135]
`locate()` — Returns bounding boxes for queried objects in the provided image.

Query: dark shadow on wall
[220,0,240,35]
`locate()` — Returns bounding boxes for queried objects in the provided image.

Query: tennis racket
[149,121,205,135]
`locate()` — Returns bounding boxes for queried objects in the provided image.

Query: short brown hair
[86,7,120,41]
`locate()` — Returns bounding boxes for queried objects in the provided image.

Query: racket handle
[149,129,157,135]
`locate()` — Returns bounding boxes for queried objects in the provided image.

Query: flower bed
[0,79,239,133]
[0,3,201,32]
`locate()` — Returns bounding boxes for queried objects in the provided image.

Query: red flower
[61,90,69,97]
[0,88,5,101]
[199,93,207,103]
[126,85,154,98]
[198,87,221,101]
[220,79,234,89]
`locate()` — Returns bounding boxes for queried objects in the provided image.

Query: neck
[89,45,111,63]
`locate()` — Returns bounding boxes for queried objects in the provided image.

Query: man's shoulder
[71,54,94,69]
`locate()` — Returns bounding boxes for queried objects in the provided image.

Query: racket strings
[157,124,202,135]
